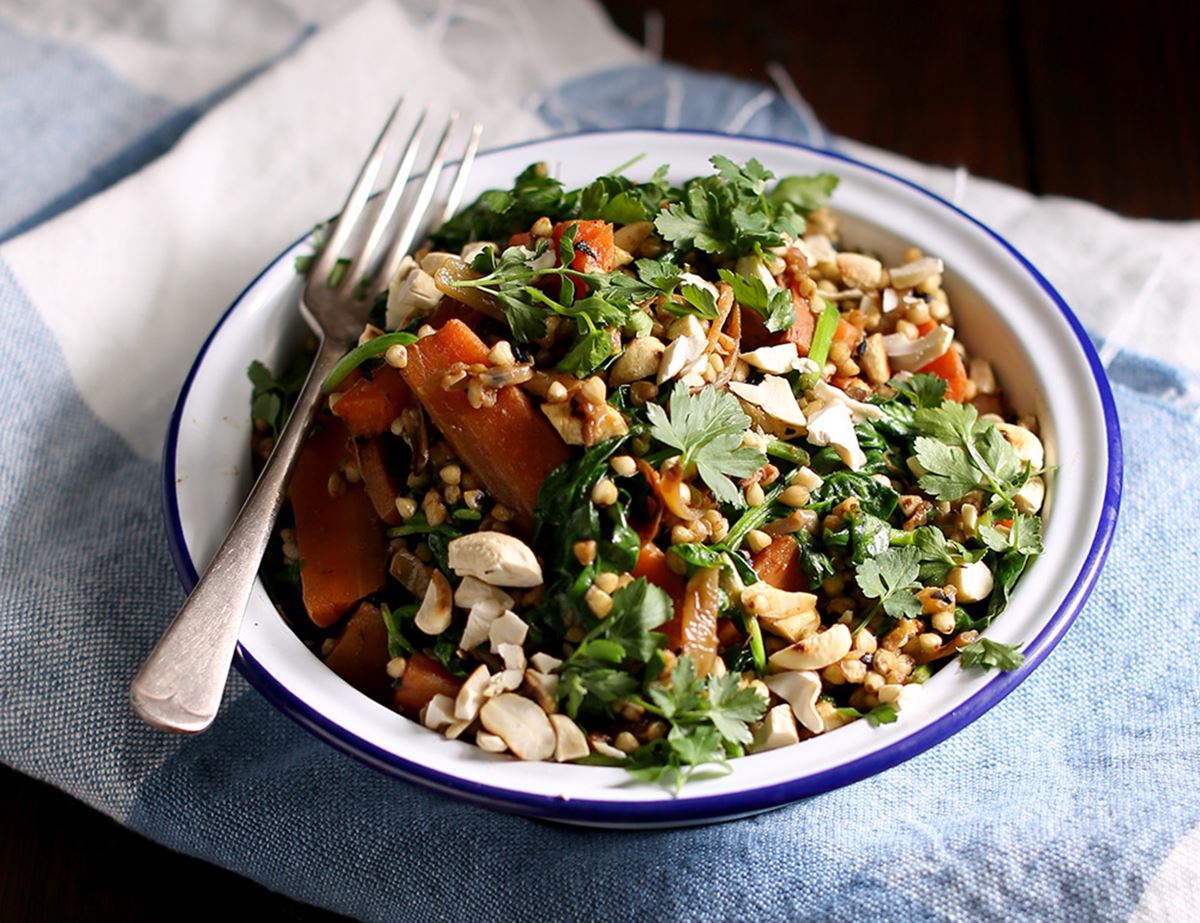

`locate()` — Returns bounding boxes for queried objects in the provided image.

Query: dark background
[2,2,1196,920]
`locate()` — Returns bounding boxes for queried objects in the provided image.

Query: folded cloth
[1,2,1198,921]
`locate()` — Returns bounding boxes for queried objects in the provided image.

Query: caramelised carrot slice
[752,535,809,593]
[392,654,462,717]
[289,417,388,627]
[332,365,410,437]
[352,436,401,525]
[671,567,721,676]
[632,540,685,615]
[401,319,569,522]
[739,289,816,353]
[322,601,392,702]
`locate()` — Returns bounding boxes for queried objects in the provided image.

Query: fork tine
[342,107,430,293]
[373,113,460,293]
[311,96,404,285]
[435,122,482,227]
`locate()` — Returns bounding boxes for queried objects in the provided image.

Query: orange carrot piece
[322,601,392,702]
[332,365,410,438]
[739,290,816,353]
[353,437,401,525]
[632,541,686,615]
[552,220,614,274]
[671,567,721,675]
[833,316,863,349]
[392,654,462,717]
[401,319,569,523]
[920,348,968,402]
[428,297,485,331]
[752,535,809,593]
[289,417,388,627]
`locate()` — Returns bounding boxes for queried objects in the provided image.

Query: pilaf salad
[250,155,1048,788]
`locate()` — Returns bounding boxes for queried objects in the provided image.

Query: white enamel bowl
[164,129,1121,828]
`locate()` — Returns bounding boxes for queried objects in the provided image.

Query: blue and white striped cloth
[2,2,1198,920]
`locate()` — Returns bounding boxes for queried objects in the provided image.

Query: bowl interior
[166,130,1116,825]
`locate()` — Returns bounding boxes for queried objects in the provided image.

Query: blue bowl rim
[161,126,1123,826]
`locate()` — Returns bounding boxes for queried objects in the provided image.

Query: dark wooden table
[2,2,1195,920]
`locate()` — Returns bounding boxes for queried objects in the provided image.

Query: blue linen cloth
[2,13,1197,923]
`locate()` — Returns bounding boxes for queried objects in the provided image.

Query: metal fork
[130,102,483,734]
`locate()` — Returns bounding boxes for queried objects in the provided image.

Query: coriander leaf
[1011,513,1044,556]
[959,637,1025,671]
[635,257,683,293]
[712,154,774,196]
[865,702,899,726]
[678,282,720,319]
[855,546,922,619]
[716,268,796,332]
[646,382,766,507]
[914,436,981,501]
[889,373,947,409]
[557,327,614,376]
[768,173,839,212]
[705,671,767,745]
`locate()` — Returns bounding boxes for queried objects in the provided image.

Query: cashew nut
[479,693,556,761]
[750,703,800,752]
[995,421,1044,470]
[609,335,664,385]
[549,714,590,762]
[414,569,452,636]
[454,664,491,722]
[765,670,824,733]
[768,623,853,672]
[448,531,543,587]
[947,560,994,603]
[1014,475,1046,515]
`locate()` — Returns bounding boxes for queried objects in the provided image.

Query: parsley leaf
[889,373,947,409]
[913,399,1026,507]
[959,637,1025,671]
[855,546,922,619]
[635,257,683,293]
[768,173,839,212]
[717,268,796,332]
[676,282,720,319]
[247,355,310,439]
[558,579,672,717]
[626,656,768,791]
[645,382,766,507]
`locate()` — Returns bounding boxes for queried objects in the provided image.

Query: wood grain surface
[2,2,1195,921]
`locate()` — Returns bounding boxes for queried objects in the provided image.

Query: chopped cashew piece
[609,336,664,385]
[813,379,884,423]
[1014,475,1046,514]
[523,670,559,714]
[454,576,514,612]
[549,714,590,762]
[652,314,705,384]
[458,602,502,653]
[765,670,824,734]
[995,422,1045,469]
[420,693,456,732]
[485,669,524,696]
[448,531,543,587]
[836,253,884,290]
[475,731,508,753]
[386,265,442,330]
[488,610,528,653]
[881,288,901,313]
[444,718,471,740]
[742,343,800,375]
[530,652,564,674]
[454,664,491,722]
[735,254,777,289]
[888,256,944,290]
[805,401,867,470]
[414,569,453,636]
[947,561,994,603]
[729,375,807,428]
[882,323,955,372]
[497,642,527,673]
[590,738,627,760]
[768,624,853,672]
[751,704,800,752]
[741,584,820,642]
[479,693,556,761]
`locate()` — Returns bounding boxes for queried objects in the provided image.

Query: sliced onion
[433,258,505,321]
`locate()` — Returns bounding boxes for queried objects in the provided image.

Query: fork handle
[131,337,344,733]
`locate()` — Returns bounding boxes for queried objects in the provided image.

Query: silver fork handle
[131,337,343,733]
